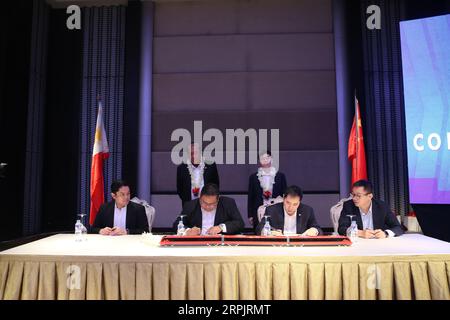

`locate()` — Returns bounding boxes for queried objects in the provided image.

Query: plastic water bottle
[262,216,271,236]
[177,219,185,236]
[81,224,88,241]
[347,221,358,243]
[75,220,83,242]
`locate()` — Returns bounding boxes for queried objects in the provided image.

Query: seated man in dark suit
[173,183,244,235]
[91,180,149,235]
[338,180,404,239]
[255,185,323,236]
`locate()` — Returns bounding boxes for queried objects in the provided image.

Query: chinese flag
[89,102,109,225]
[348,96,368,184]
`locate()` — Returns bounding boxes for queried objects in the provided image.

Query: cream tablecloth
[0,233,449,300]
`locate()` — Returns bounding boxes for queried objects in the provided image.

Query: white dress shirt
[201,208,216,235]
[261,175,272,191]
[283,209,297,235]
[113,204,127,230]
[184,206,227,235]
[190,165,204,200]
[359,203,374,230]
[359,202,394,237]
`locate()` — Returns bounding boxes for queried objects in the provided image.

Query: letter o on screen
[427,133,441,151]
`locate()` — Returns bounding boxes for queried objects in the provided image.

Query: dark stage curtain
[0,1,33,241]
[23,0,50,236]
[78,6,126,221]
[358,0,409,217]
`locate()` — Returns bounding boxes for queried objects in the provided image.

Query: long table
[0,233,449,300]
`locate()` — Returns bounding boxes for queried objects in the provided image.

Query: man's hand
[185,227,201,236]
[358,229,376,239]
[99,227,112,235]
[269,229,283,236]
[373,229,387,239]
[207,225,223,235]
[248,217,254,226]
[110,227,127,236]
[302,228,319,237]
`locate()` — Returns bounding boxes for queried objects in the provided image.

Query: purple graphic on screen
[400,14,450,204]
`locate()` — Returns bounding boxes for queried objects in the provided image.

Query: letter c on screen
[413,134,424,151]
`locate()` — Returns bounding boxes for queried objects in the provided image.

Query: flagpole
[97,95,102,110]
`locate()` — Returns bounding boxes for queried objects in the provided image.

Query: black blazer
[173,196,244,235]
[176,162,220,206]
[91,200,149,234]
[338,199,404,236]
[247,171,287,223]
[255,202,323,235]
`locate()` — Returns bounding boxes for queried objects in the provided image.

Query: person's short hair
[111,180,130,194]
[200,183,220,197]
[352,180,373,194]
[259,150,271,157]
[283,185,303,200]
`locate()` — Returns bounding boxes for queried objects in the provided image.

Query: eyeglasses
[115,192,130,198]
[351,193,370,199]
